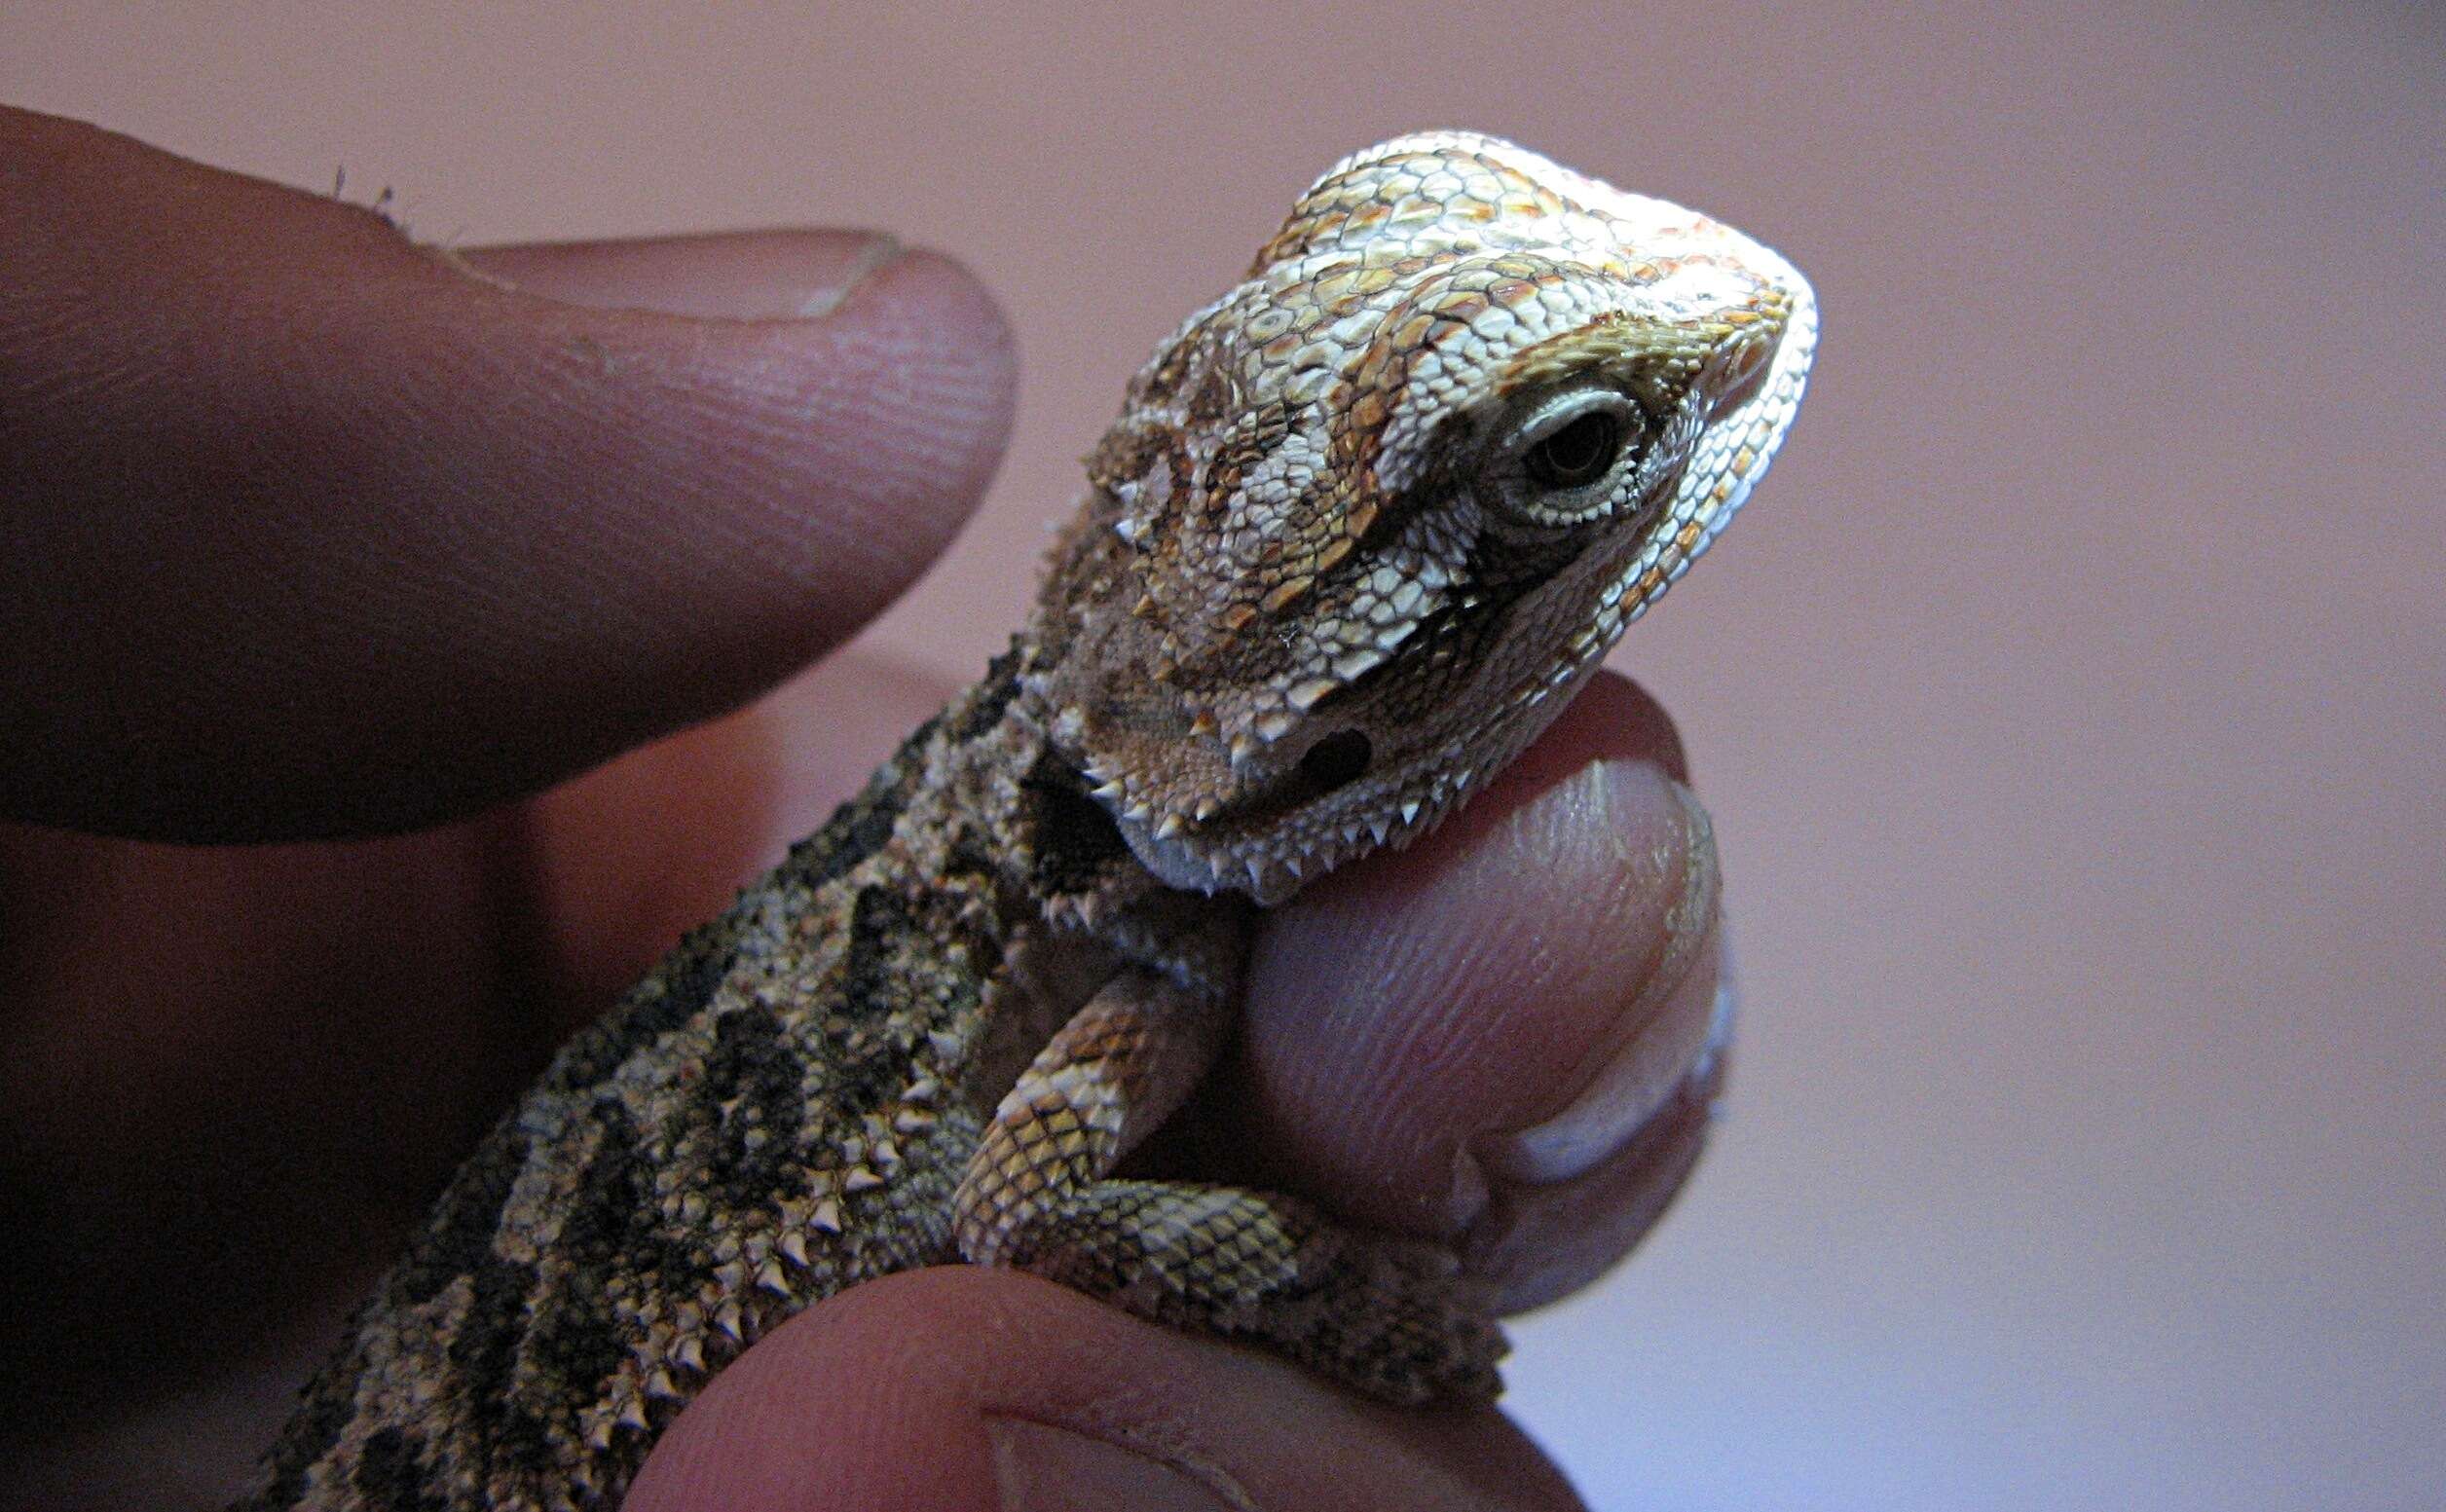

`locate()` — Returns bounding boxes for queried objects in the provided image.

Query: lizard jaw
[1114,646,1611,907]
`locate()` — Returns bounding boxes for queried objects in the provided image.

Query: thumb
[0,108,1015,840]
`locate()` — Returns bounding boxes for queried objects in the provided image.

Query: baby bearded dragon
[240,131,1815,1511]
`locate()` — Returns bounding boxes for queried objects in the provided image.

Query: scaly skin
[239,131,1816,1511]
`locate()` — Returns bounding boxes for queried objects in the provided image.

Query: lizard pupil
[1524,410,1624,490]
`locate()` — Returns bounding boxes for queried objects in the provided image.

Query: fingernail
[1476,772,1724,1187]
[987,1417,1245,1512]
[443,229,906,320]
[1693,922,1739,1107]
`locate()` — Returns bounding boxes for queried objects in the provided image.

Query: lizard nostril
[1298,730,1373,793]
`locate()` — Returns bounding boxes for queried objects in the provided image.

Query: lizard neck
[766,636,1166,936]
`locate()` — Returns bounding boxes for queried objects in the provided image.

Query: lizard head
[1031,131,1818,904]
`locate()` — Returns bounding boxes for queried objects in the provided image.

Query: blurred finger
[0,109,1014,840]
[627,1267,1584,1512]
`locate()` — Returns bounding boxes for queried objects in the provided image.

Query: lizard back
[241,651,1162,1510]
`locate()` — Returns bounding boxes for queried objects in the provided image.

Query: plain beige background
[9,2,2441,1508]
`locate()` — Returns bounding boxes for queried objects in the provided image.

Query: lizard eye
[1525,408,1626,489]
[1500,388,1650,524]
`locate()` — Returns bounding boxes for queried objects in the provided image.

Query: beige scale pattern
[239,132,1815,1510]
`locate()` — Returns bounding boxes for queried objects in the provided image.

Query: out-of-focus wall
[8,3,2439,1507]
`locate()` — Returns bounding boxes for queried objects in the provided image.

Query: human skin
[0,108,1726,1511]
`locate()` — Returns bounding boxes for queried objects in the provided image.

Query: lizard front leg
[952,968,1506,1404]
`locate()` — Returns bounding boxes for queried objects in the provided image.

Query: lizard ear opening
[1297,730,1373,794]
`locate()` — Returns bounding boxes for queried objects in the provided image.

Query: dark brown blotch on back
[496,1102,657,1464]
[446,1253,558,1474]
[694,1004,806,1204]
[352,1427,450,1512]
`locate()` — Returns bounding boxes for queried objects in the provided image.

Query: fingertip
[1497,669,1690,793]
[453,230,1021,622]
[1230,671,1724,1280]
[628,1269,1579,1512]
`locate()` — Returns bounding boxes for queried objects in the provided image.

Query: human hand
[0,108,1727,1511]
